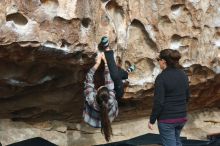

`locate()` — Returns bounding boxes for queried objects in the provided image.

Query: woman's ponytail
[96,87,112,142]
[100,101,112,142]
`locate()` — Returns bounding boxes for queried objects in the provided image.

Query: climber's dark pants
[104,50,128,99]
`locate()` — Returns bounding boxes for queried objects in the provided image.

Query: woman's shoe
[127,64,136,72]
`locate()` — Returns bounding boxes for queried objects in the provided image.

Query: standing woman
[148,49,190,146]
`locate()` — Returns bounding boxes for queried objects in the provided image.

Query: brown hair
[159,49,181,68]
[96,86,112,142]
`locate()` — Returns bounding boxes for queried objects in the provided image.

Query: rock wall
[0,0,219,145]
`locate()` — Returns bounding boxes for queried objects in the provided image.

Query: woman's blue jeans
[158,122,185,146]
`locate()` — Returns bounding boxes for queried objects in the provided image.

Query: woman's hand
[96,53,102,65]
[148,121,154,130]
[93,53,102,70]
[101,52,107,64]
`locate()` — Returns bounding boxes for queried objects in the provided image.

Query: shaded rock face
[0,42,97,123]
[0,0,219,134]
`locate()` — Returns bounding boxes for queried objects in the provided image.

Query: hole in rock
[6,13,28,25]
[137,58,155,74]
[171,34,182,41]
[106,0,124,15]
[159,15,172,23]
[130,19,158,51]
[171,4,184,11]
[105,0,126,40]
[40,0,58,4]
[81,18,91,28]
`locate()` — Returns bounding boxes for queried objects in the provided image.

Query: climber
[98,36,135,100]
[83,53,118,142]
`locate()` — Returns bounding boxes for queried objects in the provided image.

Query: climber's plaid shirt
[83,64,118,128]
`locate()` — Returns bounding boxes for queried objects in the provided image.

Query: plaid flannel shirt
[83,64,118,128]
